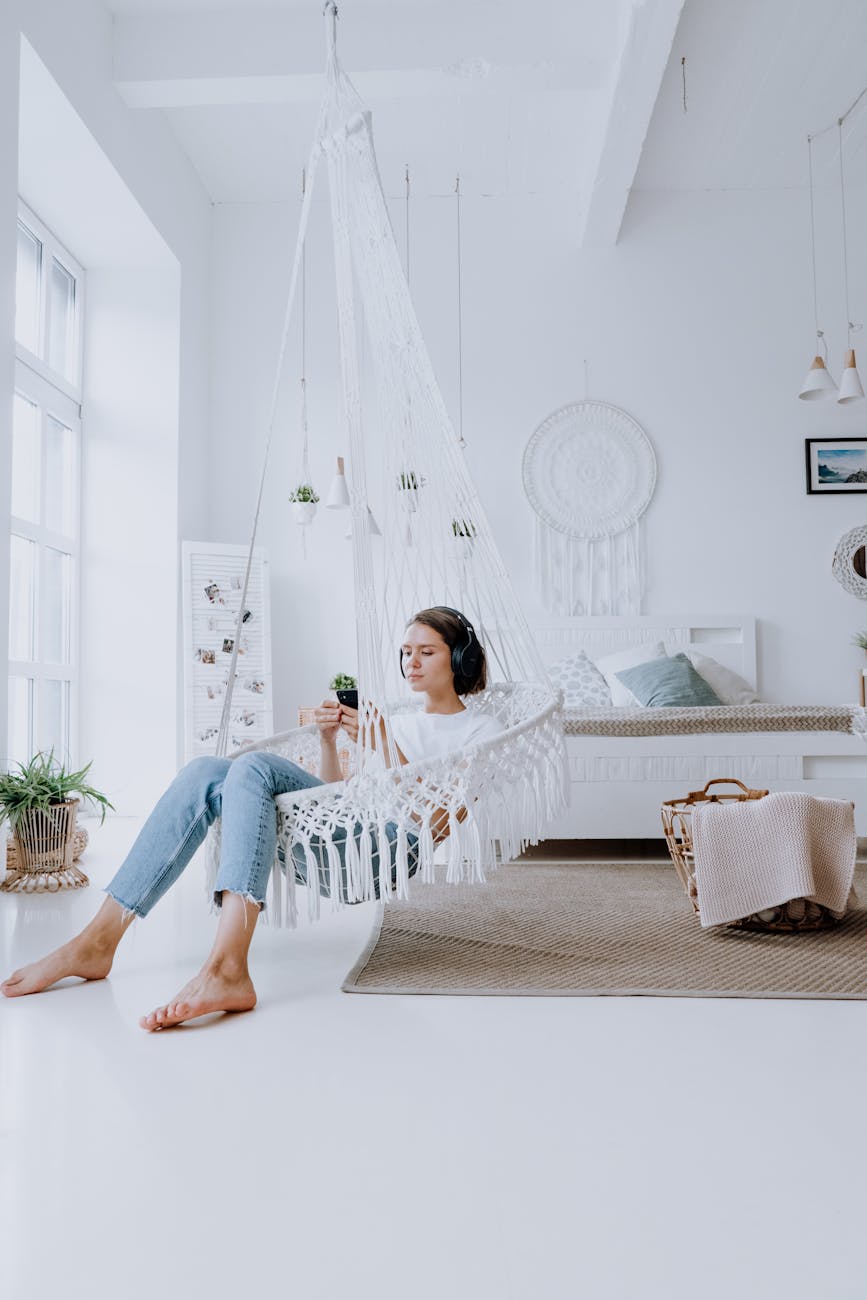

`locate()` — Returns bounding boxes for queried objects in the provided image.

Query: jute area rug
[342,861,867,1000]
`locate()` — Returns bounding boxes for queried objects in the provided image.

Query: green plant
[451,518,477,538]
[396,471,425,491]
[289,484,320,503]
[853,631,867,651]
[329,672,357,691]
[0,752,114,832]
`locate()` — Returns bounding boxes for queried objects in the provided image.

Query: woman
[1,608,503,1029]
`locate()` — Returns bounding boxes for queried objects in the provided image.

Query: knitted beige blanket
[692,792,856,928]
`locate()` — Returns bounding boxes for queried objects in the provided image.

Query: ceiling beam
[113,4,609,108]
[578,0,685,247]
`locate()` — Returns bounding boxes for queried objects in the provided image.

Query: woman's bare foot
[139,961,257,1031]
[1,935,115,998]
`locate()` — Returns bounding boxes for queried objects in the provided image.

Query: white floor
[1,819,865,1300]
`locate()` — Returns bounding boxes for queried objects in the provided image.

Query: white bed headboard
[530,615,758,690]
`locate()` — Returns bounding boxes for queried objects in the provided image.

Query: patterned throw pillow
[547,650,612,706]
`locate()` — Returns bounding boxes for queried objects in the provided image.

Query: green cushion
[615,653,723,708]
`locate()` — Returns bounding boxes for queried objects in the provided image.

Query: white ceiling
[103,0,867,241]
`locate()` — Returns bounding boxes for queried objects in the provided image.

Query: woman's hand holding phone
[315,699,342,743]
[339,704,359,743]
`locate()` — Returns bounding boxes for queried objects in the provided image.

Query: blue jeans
[106,751,418,918]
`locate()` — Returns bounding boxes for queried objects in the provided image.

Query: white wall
[0,0,212,808]
[208,174,867,721]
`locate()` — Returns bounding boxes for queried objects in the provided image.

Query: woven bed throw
[692,793,856,929]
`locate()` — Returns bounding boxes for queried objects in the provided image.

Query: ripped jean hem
[103,888,145,923]
[212,887,267,913]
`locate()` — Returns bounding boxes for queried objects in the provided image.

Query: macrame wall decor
[523,400,657,615]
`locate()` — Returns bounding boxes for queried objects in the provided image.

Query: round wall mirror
[832,526,867,597]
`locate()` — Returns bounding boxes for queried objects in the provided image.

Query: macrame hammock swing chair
[206,3,568,927]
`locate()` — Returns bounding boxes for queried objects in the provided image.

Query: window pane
[9,535,36,661]
[38,679,69,760]
[41,548,72,665]
[48,258,76,382]
[11,393,39,524]
[15,222,41,353]
[44,416,76,537]
[7,676,33,767]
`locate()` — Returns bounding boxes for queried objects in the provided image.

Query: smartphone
[336,688,358,710]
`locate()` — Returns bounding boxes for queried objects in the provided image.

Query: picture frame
[805,437,867,494]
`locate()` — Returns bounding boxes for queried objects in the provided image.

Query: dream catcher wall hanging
[523,400,656,615]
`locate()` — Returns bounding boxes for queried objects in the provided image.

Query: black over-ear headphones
[400,607,484,690]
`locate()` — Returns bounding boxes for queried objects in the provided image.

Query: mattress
[561,703,867,738]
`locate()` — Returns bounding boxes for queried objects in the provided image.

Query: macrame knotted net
[206,6,568,926]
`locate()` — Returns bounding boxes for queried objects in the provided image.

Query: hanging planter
[397,470,425,511]
[289,483,320,525]
[450,517,477,557]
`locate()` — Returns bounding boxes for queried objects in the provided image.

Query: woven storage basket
[661,778,842,933]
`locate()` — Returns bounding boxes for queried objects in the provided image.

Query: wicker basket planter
[661,778,842,933]
[2,799,89,893]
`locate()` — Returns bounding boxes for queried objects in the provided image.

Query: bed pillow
[546,650,612,706]
[684,650,760,705]
[594,642,667,706]
[615,653,724,708]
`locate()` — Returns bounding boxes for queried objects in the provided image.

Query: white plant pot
[292,501,317,525]
[450,535,475,559]
[398,489,419,513]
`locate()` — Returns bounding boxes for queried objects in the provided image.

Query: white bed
[531,615,867,838]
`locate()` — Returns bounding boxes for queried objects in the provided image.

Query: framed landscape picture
[805,437,867,494]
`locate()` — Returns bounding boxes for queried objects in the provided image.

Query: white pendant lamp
[836,119,863,404]
[799,135,836,400]
[799,351,837,400]
[326,455,351,508]
[839,348,865,403]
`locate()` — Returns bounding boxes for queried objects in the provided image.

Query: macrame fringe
[533,516,643,616]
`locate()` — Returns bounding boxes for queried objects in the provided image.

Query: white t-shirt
[389,707,504,762]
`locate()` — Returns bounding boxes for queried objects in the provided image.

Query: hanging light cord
[838,119,861,347]
[456,173,465,448]
[806,135,826,359]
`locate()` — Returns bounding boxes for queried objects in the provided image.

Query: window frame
[9,200,84,765]
[15,199,85,403]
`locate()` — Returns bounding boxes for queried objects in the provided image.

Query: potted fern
[289,483,320,524]
[0,752,113,893]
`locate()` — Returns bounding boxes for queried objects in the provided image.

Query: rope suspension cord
[215,75,330,756]
[300,167,311,484]
[405,164,411,290]
[455,173,466,449]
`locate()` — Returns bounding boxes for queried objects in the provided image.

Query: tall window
[9,202,83,766]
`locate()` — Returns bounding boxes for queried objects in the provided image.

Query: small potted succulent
[396,470,426,511]
[0,751,113,893]
[329,672,358,710]
[289,483,320,525]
